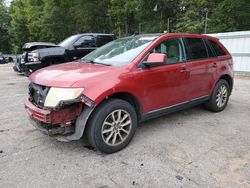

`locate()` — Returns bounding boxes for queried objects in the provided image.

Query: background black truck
[14,33,115,76]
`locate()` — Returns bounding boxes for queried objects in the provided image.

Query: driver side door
[138,38,191,113]
[69,35,97,60]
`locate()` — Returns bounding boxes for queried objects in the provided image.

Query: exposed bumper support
[29,117,74,136]
[24,97,94,141]
[24,97,82,124]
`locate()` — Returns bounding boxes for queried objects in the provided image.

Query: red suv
[25,33,233,153]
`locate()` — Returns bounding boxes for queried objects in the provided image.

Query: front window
[150,38,185,64]
[58,35,79,47]
[74,36,96,48]
[82,36,156,66]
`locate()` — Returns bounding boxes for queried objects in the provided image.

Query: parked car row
[0,53,15,64]
[13,33,116,76]
[0,54,7,64]
[23,33,234,154]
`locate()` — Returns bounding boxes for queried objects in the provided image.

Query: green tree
[6,0,250,53]
[9,0,30,53]
[175,0,218,33]
[136,0,181,33]
[209,0,250,32]
[0,0,11,53]
[25,0,45,41]
[41,0,74,43]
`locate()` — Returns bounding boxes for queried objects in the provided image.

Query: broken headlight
[44,87,84,108]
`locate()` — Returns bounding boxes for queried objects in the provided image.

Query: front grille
[27,53,34,62]
[29,83,50,108]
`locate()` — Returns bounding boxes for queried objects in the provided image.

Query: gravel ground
[0,63,250,188]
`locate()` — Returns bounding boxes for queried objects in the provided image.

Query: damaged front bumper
[24,97,84,138]
[24,97,95,141]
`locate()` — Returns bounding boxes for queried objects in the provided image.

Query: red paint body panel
[25,98,82,125]
[28,33,233,115]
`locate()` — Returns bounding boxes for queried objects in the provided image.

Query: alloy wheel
[216,85,228,108]
[101,109,132,146]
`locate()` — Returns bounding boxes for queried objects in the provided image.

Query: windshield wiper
[83,60,111,66]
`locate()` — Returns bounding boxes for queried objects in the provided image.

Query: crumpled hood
[29,62,124,88]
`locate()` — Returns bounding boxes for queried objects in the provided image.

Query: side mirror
[143,53,167,68]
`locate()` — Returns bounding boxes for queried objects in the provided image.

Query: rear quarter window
[185,38,208,60]
[208,40,227,56]
[96,36,114,47]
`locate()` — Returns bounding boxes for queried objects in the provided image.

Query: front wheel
[205,79,230,112]
[86,99,138,154]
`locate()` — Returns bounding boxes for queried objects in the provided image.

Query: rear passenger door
[184,37,214,100]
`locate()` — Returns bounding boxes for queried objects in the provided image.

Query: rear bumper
[24,97,83,135]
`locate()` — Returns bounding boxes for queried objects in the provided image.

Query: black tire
[86,99,138,154]
[24,65,32,77]
[205,79,230,112]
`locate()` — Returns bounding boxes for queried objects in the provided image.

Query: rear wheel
[205,79,230,112]
[86,99,137,154]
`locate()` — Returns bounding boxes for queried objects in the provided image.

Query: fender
[55,105,95,142]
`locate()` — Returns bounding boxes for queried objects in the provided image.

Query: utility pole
[139,23,142,34]
[167,18,170,33]
[119,26,121,38]
[160,10,163,32]
[204,8,208,34]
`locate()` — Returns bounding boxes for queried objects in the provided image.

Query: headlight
[32,52,40,62]
[44,87,84,108]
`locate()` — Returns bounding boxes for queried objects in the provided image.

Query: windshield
[82,36,156,66]
[58,35,79,47]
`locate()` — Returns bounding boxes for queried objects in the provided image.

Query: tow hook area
[29,117,75,136]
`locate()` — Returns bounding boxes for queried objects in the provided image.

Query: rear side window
[96,36,114,47]
[185,38,208,60]
[208,40,227,56]
[204,40,216,57]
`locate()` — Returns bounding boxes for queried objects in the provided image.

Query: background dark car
[13,42,58,74]
[17,33,116,76]
[0,53,7,64]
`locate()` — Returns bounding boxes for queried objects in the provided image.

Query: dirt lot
[0,63,250,188]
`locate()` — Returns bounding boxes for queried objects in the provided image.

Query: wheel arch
[219,74,233,95]
[107,92,143,121]
[90,91,143,122]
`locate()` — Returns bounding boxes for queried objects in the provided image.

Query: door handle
[180,65,187,73]
[213,62,217,68]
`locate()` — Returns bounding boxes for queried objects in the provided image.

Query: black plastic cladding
[29,83,50,108]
